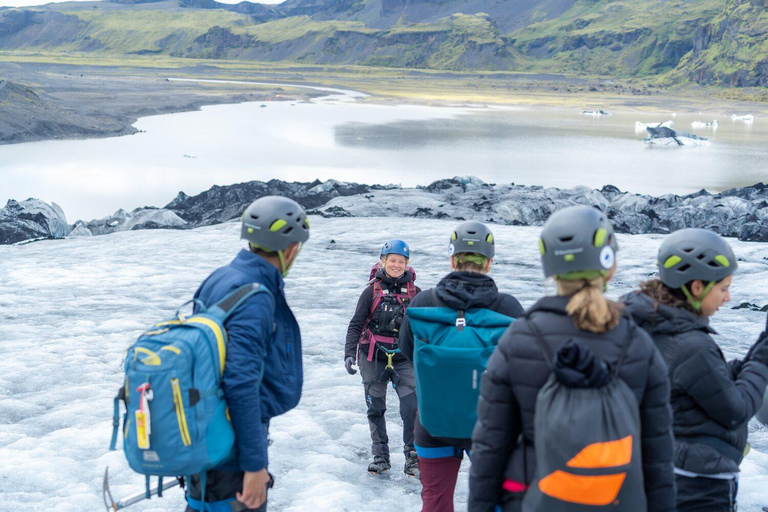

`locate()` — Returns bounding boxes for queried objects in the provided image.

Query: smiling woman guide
[623,228,768,512]
[344,240,421,477]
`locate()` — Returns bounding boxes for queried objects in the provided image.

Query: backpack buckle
[456,311,466,331]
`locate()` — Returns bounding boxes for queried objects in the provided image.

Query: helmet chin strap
[681,281,715,314]
[278,243,303,277]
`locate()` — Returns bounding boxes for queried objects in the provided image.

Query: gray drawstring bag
[522,318,646,512]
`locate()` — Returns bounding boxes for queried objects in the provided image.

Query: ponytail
[558,277,623,334]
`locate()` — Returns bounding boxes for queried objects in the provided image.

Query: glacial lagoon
[1,83,767,221]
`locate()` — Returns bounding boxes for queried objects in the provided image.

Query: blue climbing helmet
[381,239,410,259]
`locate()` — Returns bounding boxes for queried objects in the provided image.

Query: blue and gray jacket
[193,249,303,473]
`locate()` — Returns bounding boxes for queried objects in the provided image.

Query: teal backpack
[407,289,514,439]
[109,283,274,506]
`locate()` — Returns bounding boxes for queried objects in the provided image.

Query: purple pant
[419,455,463,512]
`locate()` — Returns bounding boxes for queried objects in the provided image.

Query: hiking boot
[404,452,420,479]
[368,456,391,474]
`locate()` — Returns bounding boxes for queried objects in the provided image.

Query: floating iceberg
[691,120,718,129]
[644,126,710,146]
[582,109,610,116]
[732,114,755,122]
[635,120,674,132]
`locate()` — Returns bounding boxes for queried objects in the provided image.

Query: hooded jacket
[623,290,768,475]
[468,295,675,512]
[193,249,303,473]
[398,271,524,363]
[345,267,419,363]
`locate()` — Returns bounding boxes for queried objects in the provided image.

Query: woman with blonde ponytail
[469,205,675,512]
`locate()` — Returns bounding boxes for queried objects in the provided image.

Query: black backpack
[522,317,645,512]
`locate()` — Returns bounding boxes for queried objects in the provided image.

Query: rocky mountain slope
[0,0,763,85]
[678,0,768,87]
[4,177,768,245]
[0,78,126,144]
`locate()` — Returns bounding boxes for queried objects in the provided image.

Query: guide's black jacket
[345,268,419,364]
[467,295,675,512]
[623,291,768,475]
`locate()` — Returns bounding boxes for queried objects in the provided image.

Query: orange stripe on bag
[538,471,627,506]
[566,435,633,468]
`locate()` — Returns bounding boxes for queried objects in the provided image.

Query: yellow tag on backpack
[135,384,152,450]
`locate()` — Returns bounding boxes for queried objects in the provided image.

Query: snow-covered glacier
[2,217,768,511]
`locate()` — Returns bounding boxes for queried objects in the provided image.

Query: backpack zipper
[171,378,192,447]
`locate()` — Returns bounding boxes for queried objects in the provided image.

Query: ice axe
[103,467,181,511]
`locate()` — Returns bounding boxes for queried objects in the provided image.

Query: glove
[746,313,768,365]
[345,357,357,375]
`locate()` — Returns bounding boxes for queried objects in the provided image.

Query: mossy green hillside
[509,0,723,77]
[674,0,768,87]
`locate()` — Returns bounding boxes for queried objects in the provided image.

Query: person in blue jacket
[185,196,309,512]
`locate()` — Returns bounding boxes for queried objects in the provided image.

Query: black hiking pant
[359,355,417,460]
[676,474,738,512]
[185,470,271,512]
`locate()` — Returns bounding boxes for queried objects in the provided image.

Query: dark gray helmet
[449,221,495,259]
[540,205,618,279]
[657,228,736,289]
[241,196,310,251]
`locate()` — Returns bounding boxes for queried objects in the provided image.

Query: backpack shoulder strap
[526,314,555,364]
[370,280,384,314]
[612,315,636,378]
[489,293,505,312]
[430,288,446,307]
[210,283,275,324]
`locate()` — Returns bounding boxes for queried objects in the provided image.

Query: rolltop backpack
[358,263,418,362]
[406,289,513,439]
[522,317,645,512]
[109,283,274,508]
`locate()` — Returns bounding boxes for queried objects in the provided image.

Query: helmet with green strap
[241,196,310,277]
[657,228,736,313]
[449,221,495,267]
[539,205,618,281]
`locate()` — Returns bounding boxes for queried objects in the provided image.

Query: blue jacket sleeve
[221,292,275,472]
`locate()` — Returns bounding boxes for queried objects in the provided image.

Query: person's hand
[748,333,768,366]
[345,357,357,375]
[236,469,270,509]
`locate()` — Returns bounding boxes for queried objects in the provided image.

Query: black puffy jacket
[468,295,675,512]
[345,268,419,363]
[623,290,768,475]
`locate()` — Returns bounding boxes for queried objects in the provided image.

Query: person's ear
[605,264,617,283]
[450,255,456,270]
[690,279,705,297]
[284,242,300,264]
[484,258,492,272]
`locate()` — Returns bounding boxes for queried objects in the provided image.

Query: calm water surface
[1,86,766,221]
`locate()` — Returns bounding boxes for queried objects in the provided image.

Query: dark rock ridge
[2,177,768,245]
[0,199,70,245]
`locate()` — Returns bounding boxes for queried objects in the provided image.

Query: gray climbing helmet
[539,205,618,279]
[241,196,310,275]
[657,228,736,310]
[449,221,495,259]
